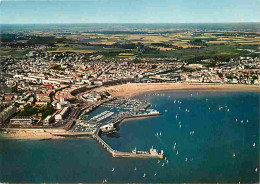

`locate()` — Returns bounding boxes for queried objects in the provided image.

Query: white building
[55,107,70,121]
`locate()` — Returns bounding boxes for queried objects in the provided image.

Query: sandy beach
[0,128,67,140]
[96,83,260,97]
[1,83,259,140]
[0,128,95,140]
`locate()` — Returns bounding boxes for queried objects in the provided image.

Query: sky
[0,0,259,24]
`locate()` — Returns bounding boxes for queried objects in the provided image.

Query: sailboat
[162,163,164,167]
[134,167,137,171]
[112,168,115,172]
[143,173,146,178]
[253,143,256,148]
[154,172,157,176]
[159,132,162,136]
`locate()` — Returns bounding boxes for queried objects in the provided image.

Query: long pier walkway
[93,113,163,159]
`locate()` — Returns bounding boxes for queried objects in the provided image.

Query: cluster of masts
[102,98,143,110]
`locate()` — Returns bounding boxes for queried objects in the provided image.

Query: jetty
[93,111,164,159]
[93,127,163,159]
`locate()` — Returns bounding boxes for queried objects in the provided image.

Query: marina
[0,90,259,183]
[69,97,163,158]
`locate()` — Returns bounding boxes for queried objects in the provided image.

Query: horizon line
[1,21,260,25]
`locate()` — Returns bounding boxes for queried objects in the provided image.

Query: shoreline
[96,83,260,98]
[0,128,94,140]
[1,83,259,140]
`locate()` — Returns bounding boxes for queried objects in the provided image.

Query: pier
[93,112,164,159]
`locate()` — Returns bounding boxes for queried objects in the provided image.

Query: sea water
[0,90,259,183]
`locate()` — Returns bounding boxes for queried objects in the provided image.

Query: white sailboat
[162,163,164,167]
[112,168,115,172]
[143,173,146,178]
[253,143,256,148]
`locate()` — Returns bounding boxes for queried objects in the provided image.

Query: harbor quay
[1,94,164,158]
[92,107,164,159]
[93,127,164,159]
